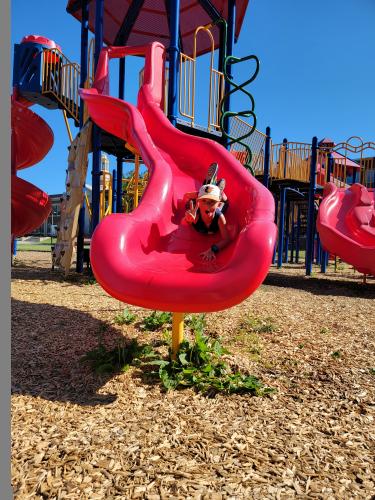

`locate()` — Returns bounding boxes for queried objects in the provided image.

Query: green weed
[369,368,375,376]
[83,332,274,397]
[145,332,274,396]
[320,327,330,335]
[141,311,172,331]
[331,350,341,359]
[185,314,206,335]
[234,330,262,360]
[114,308,136,325]
[242,315,277,334]
[82,338,155,374]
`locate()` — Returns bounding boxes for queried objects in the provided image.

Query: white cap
[197,184,221,201]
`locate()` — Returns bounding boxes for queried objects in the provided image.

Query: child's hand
[185,200,198,224]
[200,248,216,262]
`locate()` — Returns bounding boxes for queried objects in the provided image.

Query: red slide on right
[11,98,53,238]
[317,182,375,276]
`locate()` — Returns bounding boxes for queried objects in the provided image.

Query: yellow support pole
[62,109,73,144]
[134,154,140,208]
[171,312,184,360]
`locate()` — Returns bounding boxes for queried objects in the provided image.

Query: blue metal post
[272,196,278,264]
[295,204,301,263]
[290,203,295,263]
[91,0,104,232]
[76,0,89,273]
[352,168,358,184]
[167,0,180,125]
[306,137,318,276]
[263,126,271,187]
[13,238,17,256]
[223,0,236,147]
[320,223,329,273]
[315,232,321,264]
[116,57,125,213]
[320,247,328,273]
[112,169,117,213]
[284,198,290,262]
[326,151,334,182]
[277,188,286,268]
[320,152,333,269]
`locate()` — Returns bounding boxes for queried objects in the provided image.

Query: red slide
[11,97,53,238]
[317,182,375,276]
[80,42,277,313]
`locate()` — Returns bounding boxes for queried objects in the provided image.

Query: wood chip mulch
[11,252,375,499]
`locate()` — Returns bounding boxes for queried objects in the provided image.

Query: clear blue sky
[11,0,375,195]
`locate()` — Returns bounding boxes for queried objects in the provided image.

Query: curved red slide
[11,98,53,237]
[317,182,375,276]
[80,42,277,312]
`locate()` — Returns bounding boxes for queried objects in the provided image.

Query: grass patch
[234,330,262,360]
[241,314,277,334]
[16,238,56,253]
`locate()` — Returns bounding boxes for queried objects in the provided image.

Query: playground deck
[11,252,375,499]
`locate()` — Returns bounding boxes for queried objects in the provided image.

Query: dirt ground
[11,251,375,499]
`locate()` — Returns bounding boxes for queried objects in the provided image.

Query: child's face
[198,198,220,214]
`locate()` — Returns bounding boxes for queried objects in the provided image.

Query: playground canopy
[66,0,249,57]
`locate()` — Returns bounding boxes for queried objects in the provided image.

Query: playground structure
[11,2,375,355]
[11,35,60,242]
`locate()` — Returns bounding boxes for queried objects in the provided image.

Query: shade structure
[66,0,249,57]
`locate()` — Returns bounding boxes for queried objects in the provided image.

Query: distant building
[32,186,93,236]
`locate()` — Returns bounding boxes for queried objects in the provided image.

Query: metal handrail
[41,48,80,122]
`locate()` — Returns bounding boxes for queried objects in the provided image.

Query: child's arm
[200,214,231,261]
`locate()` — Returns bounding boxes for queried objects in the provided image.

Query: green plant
[331,350,341,359]
[242,315,277,334]
[82,339,155,374]
[161,329,172,345]
[234,330,262,360]
[320,327,330,335]
[114,308,136,325]
[185,314,206,335]
[369,368,375,376]
[141,311,172,331]
[145,332,275,397]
